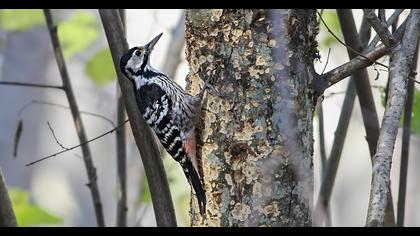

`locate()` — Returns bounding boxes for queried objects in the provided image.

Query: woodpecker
[119,33,207,215]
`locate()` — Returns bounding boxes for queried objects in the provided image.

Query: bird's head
[120,32,163,80]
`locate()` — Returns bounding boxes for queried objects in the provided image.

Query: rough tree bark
[185,9,318,226]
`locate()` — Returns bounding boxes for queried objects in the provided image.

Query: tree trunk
[185,9,318,226]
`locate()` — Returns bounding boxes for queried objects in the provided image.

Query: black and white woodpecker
[119,33,207,215]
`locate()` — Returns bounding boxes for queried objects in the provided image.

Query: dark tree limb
[366,9,420,227]
[396,42,419,227]
[98,9,177,227]
[0,167,17,227]
[43,9,105,227]
[363,9,395,49]
[116,8,127,227]
[378,9,386,23]
[337,9,380,157]
[360,13,372,48]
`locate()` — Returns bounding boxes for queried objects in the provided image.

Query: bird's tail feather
[182,160,206,216]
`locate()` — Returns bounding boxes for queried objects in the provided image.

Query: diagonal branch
[0,167,17,227]
[363,9,396,49]
[322,18,407,87]
[366,9,420,227]
[98,9,177,227]
[337,9,380,157]
[43,9,105,227]
[396,41,419,227]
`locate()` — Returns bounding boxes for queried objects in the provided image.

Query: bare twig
[337,9,395,226]
[13,120,23,157]
[363,9,395,49]
[0,81,63,90]
[47,121,69,150]
[26,120,129,166]
[0,167,17,227]
[396,42,418,227]
[43,9,105,227]
[99,9,177,227]
[320,48,331,75]
[116,8,127,227]
[366,9,420,227]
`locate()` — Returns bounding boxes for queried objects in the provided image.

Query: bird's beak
[145,32,163,51]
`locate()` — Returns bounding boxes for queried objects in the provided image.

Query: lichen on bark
[185,9,318,226]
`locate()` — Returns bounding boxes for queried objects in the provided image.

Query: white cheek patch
[127,56,143,73]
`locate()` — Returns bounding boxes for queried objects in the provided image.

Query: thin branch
[337,9,395,226]
[17,100,116,128]
[363,9,395,49]
[322,18,407,87]
[366,9,420,227]
[98,9,177,227]
[0,167,17,227]
[43,9,105,227]
[320,48,331,75]
[26,120,129,166]
[116,8,127,227]
[396,42,419,227]
[0,81,63,90]
[47,121,69,150]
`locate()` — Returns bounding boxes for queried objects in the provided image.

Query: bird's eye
[135,50,141,56]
